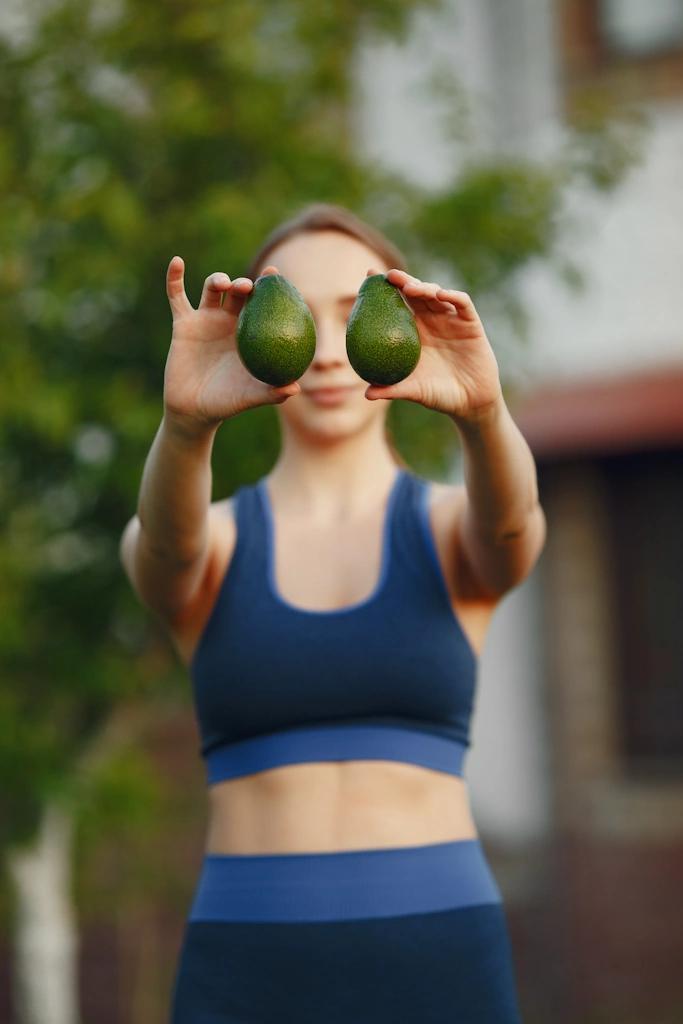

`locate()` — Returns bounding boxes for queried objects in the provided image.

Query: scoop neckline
[257,469,404,617]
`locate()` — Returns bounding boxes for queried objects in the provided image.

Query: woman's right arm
[120,256,298,621]
[120,412,221,618]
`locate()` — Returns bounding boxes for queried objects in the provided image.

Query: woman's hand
[163,256,300,429]
[364,269,502,424]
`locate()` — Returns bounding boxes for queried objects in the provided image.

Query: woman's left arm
[449,396,546,596]
[365,269,546,598]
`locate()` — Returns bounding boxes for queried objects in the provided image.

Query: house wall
[466,572,552,849]
[354,0,683,386]
[539,460,683,1021]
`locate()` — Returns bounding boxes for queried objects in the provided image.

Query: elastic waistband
[188,838,501,923]
[205,724,467,784]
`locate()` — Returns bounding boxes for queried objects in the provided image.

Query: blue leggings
[170,839,521,1023]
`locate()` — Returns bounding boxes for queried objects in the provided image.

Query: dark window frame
[598,447,683,779]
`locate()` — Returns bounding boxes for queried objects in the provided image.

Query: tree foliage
[0,0,442,850]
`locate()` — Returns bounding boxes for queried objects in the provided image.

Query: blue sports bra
[190,468,478,785]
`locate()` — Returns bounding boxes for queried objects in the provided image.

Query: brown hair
[246,203,409,470]
[245,203,409,280]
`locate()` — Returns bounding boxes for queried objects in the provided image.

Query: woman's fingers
[365,377,421,404]
[435,288,478,320]
[391,272,479,319]
[386,268,420,288]
[198,272,235,311]
[364,383,399,402]
[222,277,253,317]
[402,281,456,314]
[268,381,301,403]
[166,256,193,318]
[386,270,455,313]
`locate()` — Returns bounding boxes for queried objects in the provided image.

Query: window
[600,0,683,56]
[599,449,683,775]
[560,0,683,103]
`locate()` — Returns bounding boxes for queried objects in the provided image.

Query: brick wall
[559,836,683,1021]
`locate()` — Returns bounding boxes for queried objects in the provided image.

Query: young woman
[120,204,546,1023]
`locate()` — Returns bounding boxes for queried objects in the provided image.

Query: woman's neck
[268,421,400,518]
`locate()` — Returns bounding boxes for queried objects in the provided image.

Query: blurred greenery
[565,86,649,192]
[0,0,645,885]
[72,713,206,921]
[0,0,442,855]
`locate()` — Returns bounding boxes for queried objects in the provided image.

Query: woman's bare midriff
[205,760,478,854]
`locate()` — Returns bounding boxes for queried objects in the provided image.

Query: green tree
[0,0,644,1020]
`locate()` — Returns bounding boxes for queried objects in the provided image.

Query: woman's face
[260,230,391,445]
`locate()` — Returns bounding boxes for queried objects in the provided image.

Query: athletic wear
[170,840,521,1024]
[188,838,501,923]
[170,468,523,1022]
[191,468,477,784]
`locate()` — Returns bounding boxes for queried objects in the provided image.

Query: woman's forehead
[263,230,390,300]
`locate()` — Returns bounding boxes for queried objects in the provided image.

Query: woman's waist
[205,759,477,856]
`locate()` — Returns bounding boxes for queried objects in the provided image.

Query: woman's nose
[310,318,347,368]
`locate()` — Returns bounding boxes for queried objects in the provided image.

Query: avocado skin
[346,274,420,386]
[236,274,316,386]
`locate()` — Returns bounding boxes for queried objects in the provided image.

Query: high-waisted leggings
[170,838,521,1023]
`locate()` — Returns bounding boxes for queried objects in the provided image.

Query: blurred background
[0,1,681,1022]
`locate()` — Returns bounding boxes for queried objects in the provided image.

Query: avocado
[236,274,316,386]
[346,274,420,386]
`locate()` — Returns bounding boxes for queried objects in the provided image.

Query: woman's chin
[307,413,363,442]
[283,407,380,445]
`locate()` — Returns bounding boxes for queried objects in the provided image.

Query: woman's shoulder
[416,477,500,635]
[168,496,238,667]
[210,494,236,519]
[417,476,468,573]
[210,475,264,518]
[415,474,466,515]
[425,479,462,500]
[207,493,239,554]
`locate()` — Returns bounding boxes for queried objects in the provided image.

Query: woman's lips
[303,386,357,407]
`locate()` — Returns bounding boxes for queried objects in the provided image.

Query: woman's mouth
[303,386,357,407]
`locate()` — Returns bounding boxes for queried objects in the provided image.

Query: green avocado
[345,274,420,386]
[236,273,316,386]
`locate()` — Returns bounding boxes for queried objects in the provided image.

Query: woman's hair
[246,203,409,470]
[245,203,409,280]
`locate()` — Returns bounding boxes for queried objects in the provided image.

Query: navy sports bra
[190,468,478,785]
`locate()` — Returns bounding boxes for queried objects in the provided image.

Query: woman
[120,204,546,1022]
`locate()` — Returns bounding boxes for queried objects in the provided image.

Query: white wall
[353,0,497,190]
[521,101,683,383]
[354,0,683,386]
